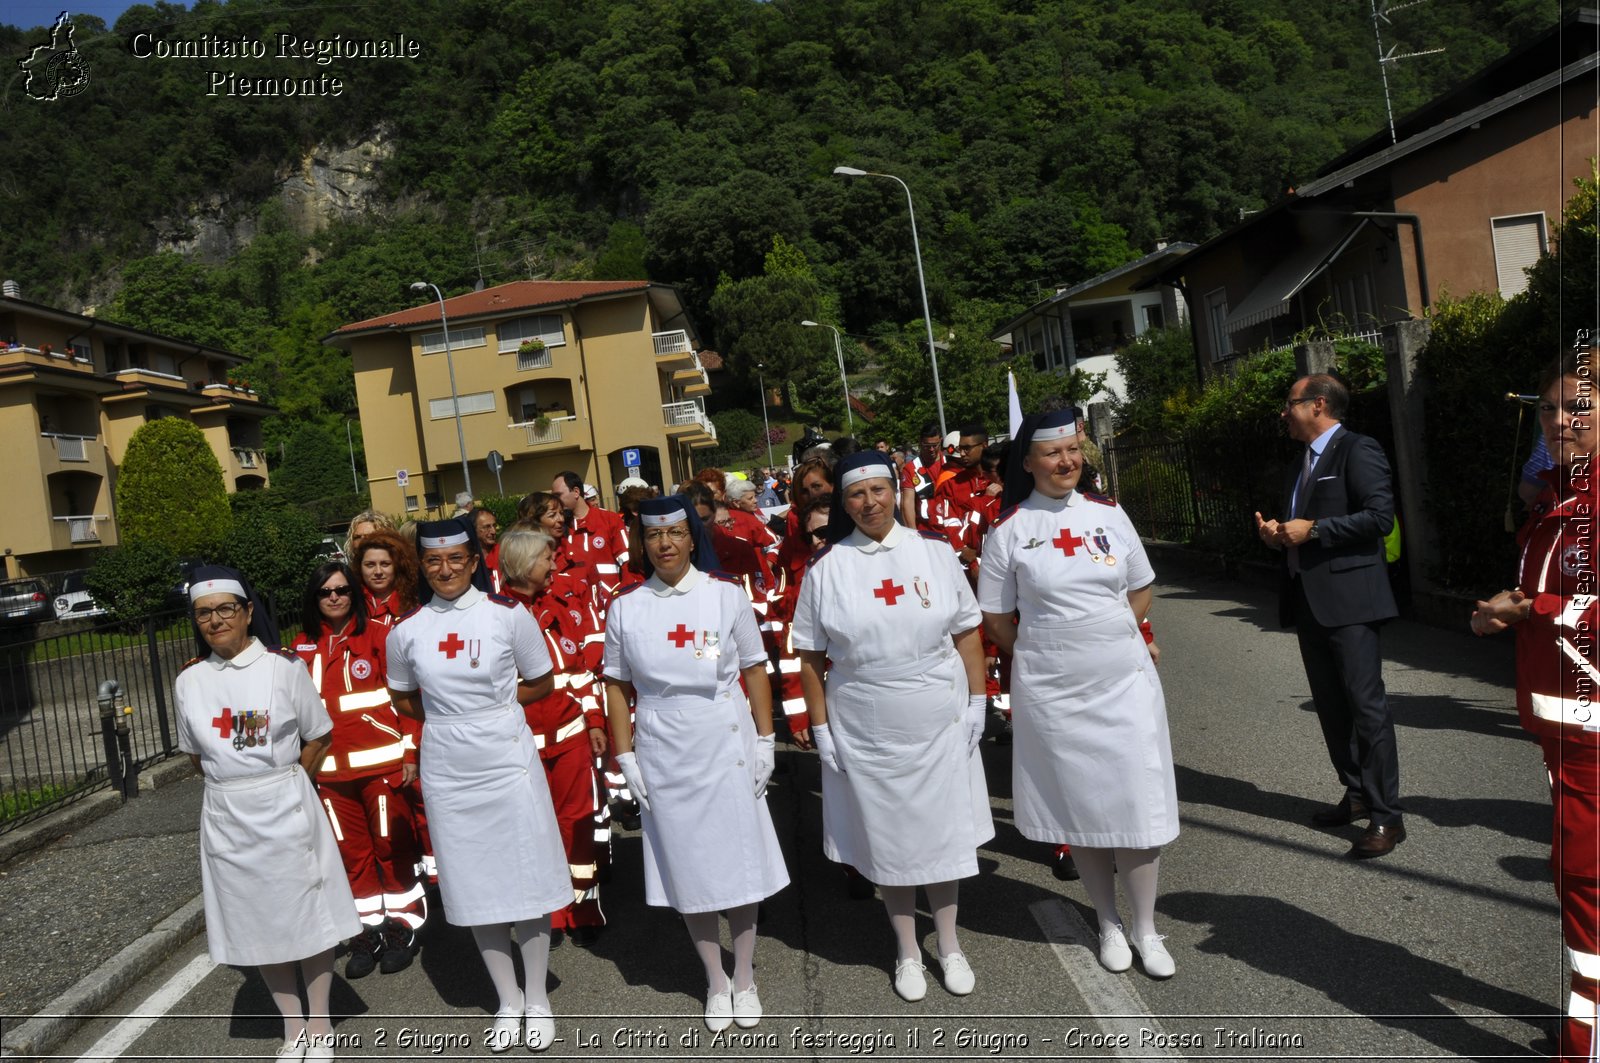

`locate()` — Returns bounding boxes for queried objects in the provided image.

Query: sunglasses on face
[318,585,353,599]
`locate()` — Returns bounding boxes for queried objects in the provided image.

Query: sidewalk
[0,757,205,1060]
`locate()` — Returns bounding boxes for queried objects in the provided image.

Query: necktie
[1289,447,1315,575]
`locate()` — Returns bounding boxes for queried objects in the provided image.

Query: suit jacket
[1277,425,1398,629]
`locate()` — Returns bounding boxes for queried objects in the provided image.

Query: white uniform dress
[792,522,994,885]
[977,488,1178,848]
[603,566,790,913]
[175,638,362,966]
[386,587,571,925]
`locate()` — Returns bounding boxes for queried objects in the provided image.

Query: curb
[0,894,207,1060]
[0,756,196,867]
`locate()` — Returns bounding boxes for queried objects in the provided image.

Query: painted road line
[75,952,217,1063]
[1029,897,1180,1058]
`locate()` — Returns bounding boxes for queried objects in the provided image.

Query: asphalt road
[43,568,1559,1062]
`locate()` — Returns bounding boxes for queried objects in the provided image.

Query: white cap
[582,483,599,500]
[617,476,649,491]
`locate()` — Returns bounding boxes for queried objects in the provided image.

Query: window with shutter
[1491,214,1547,298]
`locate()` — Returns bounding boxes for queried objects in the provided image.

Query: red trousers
[317,772,427,930]
[543,739,606,930]
[1544,735,1600,1062]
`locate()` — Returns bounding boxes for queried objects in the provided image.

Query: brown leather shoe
[1311,796,1371,826]
[1349,822,1406,858]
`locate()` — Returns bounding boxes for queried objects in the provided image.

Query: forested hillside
[0,0,1561,453]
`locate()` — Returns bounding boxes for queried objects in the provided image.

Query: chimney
[1,280,18,299]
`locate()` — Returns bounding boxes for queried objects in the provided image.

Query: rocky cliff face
[155,129,396,262]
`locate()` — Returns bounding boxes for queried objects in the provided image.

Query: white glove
[966,694,987,754]
[813,722,845,774]
[616,751,651,812]
[753,733,776,797]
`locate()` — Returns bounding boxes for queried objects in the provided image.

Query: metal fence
[1103,390,1396,562]
[0,599,294,833]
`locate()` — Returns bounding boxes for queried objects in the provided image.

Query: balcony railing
[114,367,187,384]
[42,433,95,461]
[517,348,554,372]
[662,401,715,440]
[653,330,693,357]
[52,515,103,543]
[232,447,261,469]
[509,415,576,447]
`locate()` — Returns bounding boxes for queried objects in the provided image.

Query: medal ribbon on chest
[912,576,932,609]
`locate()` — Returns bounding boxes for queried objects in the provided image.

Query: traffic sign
[486,450,504,474]
[621,447,641,468]
[396,469,410,488]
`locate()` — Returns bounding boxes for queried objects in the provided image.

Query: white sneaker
[1131,933,1176,979]
[275,1041,306,1061]
[488,1006,522,1053]
[704,985,734,1032]
[1098,923,1133,973]
[304,1035,336,1063]
[892,957,927,1002]
[938,952,976,995]
[732,985,762,1028]
[524,1003,555,1052]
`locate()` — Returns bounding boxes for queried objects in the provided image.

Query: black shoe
[569,925,602,948]
[1311,796,1371,827]
[1053,849,1080,881]
[344,926,383,979]
[549,928,565,950]
[378,919,417,974]
[1349,821,1406,859]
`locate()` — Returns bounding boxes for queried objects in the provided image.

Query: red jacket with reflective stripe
[293,621,407,781]
[1516,464,1600,739]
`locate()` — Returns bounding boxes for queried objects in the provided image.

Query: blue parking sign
[621,447,641,469]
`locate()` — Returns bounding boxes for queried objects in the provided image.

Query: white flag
[1007,371,1023,438]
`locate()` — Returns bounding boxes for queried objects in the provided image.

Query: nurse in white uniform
[175,566,360,1063]
[978,408,1178,980]
[793,450,994,1003]
[603,495,788,1033]
[386,521,568,1053]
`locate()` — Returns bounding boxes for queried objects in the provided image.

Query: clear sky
[5,3,141,32]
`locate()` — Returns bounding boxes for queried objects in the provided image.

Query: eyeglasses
[1283,397,1318,410]
[194,603,243,623]
[422,553,474,571]
[643,527,692,544]
[317,585,353,599]
[714,518,736,528]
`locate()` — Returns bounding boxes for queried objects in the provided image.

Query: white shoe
[732,985,762,1028]
[1131,933,1176,979]
[1098,923,1132,973]
[524,1003,555,1052]
[275,1041,306,1061]
[892,957,927,1002]
[304,1035,336,1063]
[938,952,976,995]
[488,1006,522,1053]
[704,984,734,1032]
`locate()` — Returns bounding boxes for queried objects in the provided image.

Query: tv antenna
[1369,0,1445,143]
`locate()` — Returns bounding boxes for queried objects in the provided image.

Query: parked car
[53,571,107,620]
[317,535,347,563]
[0,578,57,624]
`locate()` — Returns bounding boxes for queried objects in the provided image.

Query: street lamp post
[410,281,473,500]
[755,362,775,469]
[800,320,854,434]
[832,165,946,438]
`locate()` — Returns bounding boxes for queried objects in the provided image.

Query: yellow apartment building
[326,280,715,515]
[0,290,272,579]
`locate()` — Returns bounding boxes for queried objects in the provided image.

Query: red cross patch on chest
[1052,529,1085,557]
[438,633,466,659]
[873,579,905,606]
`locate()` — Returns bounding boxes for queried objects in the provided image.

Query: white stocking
[1070,846,1123,933]
[1115,847,1162,941]
[257,962,304,1044]
[926,880,961,958]
[727,903,759,992]
[471,924,525,1013]
[682,911,729,992]
[516,916,552,1012]
[879,884,921,962]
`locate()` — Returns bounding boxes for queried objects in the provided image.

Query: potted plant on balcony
[38,343,53,356]
[518,338,547,359]
[533,413,553,434]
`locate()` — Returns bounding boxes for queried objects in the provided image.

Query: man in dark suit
[1254,373,1403,858]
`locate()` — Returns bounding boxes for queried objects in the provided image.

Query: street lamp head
[832,166,867,177]
[409,281,429,293]
[800,320,819,328]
